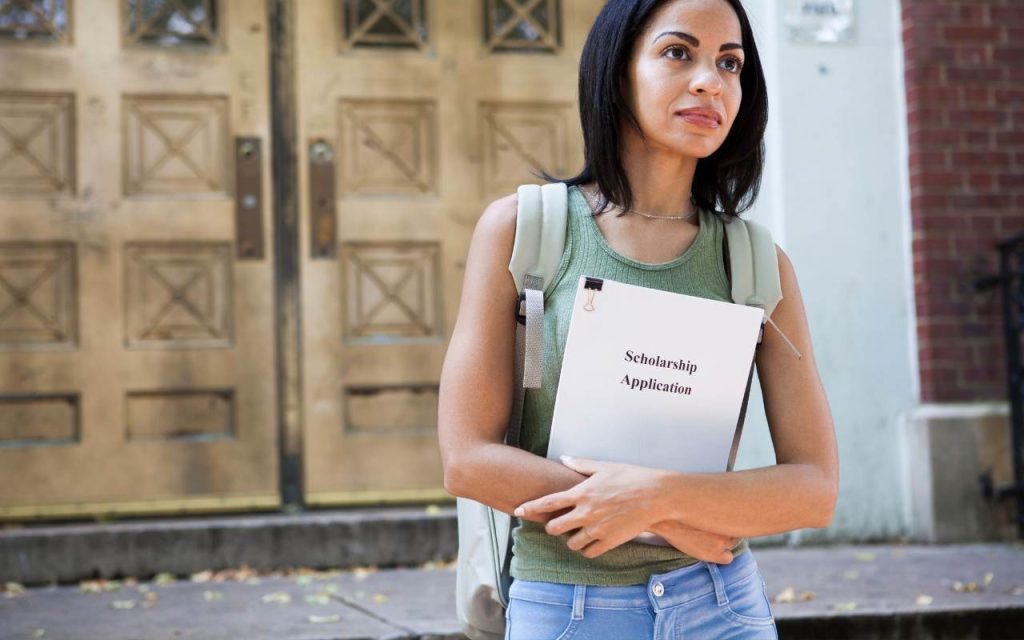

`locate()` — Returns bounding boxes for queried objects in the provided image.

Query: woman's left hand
[514,456,669,558]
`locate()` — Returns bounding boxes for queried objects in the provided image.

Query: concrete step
[1,506,458,586]
[3,543,1024,640]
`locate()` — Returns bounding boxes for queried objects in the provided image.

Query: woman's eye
[664,46,689,61]
[721,57,744,74]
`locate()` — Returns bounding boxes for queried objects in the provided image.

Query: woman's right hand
[647,520,740,565]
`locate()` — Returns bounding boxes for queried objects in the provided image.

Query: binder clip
[583,277,603,311]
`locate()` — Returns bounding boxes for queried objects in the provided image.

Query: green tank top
[509,184,750,586]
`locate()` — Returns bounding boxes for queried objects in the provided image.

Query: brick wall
[902,0,1024,402]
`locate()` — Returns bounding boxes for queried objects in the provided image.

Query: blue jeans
[505,549,777,639]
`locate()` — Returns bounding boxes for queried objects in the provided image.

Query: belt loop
[571,584,586,620]
[705,562,729,606]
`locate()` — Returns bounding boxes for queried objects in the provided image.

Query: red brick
[958,6,990,24]
[996,173,1024,189]
[947,109,1009,127]
[911,171,963,190]
[913,235,954,254]
[906,65,946,84]
[910,149,950,171]
[942,26,1002,43]
[992,47,1024,65]
[912,193,953,211]
[967,173,996,190]
[994,88,1024,104]
[954,45,990,66]
[908,107,948,128]
[950,150,1011,166]
[946,66,1006,83]
[964,131,994,147]
[991,6,1024,26]
[905,84,960,105]
[916,212,971,232]
[951,193,1013,209]
[1001,131,1024,146]
[910,128,962,147]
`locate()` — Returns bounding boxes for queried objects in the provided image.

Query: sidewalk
[3,543,1024,640]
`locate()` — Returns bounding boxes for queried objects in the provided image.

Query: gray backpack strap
[508,183,568,390]
[497,182,568,609]
[723,216,800,357]
[723,217,782,320]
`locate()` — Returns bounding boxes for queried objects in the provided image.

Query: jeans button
[652,582,665,597]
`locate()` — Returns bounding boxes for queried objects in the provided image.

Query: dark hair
[543,0,767,219]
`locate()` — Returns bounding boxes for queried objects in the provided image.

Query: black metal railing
[975,233,1024,539]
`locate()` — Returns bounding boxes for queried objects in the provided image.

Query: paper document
[547,276,764,476]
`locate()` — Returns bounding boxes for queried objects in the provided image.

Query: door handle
[235,137,265,260]
[309,139,337,259]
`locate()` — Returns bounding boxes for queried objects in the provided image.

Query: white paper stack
[547,276,764,475]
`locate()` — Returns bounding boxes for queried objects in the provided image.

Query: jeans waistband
[507,548,760,612]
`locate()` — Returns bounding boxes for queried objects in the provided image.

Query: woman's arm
[515,246,839,555]
[437,192,588,519]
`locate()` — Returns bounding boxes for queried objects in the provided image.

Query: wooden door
[295,0,594,505]
[0,0,279,518]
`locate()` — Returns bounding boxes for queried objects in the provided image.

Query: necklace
[582,187,697,221]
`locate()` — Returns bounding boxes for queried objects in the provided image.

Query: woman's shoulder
[476,191,518,237]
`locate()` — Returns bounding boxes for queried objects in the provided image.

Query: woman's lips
[677,113,720,128]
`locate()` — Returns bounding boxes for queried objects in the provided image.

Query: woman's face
[622,0,745,158]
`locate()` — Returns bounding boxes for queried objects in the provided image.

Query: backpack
[454,181,786,640]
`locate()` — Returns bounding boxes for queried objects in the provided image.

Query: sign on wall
[785,0,856,44]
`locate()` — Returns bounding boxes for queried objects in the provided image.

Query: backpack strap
[509,183,569,294]
[508,183,568,391]
[723,216,783,326]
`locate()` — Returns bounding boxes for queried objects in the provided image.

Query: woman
[438,0,838,637]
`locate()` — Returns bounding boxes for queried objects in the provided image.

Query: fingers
[515,490,577,519]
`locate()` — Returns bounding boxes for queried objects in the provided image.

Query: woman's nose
[690,64,724,95]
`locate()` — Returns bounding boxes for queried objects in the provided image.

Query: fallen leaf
[143,592,159,607]
[1011,586,1024,597]
[308,614,342,624]
[352,567,377,581]
[137,584,150,593]
[984,572,994,586]
[854,552,876,562]
[262,592,292,604]
[123,577,138,587]
[773,586,796,604]
[373,593,389,603]
[916,595,933,606]
[831,602,857,612]
[154,573,177,585]
[245,578,263,586]
[79,581,103,594]
[322,584,340,594]
[799,591,816,601]
[111,600,136,610]
[953,581,979,593]
[191,570,213,584]
[32,630,45,638]
[203,590,224,601]
[305,593,331,605]
[425,504,442,516]
[842,570,860,580]
[4,582,26,598]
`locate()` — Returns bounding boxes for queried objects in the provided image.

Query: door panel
[0,0,279,519]
[296,0,594,504]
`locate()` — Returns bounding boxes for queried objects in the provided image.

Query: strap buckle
[516,291,527,325]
